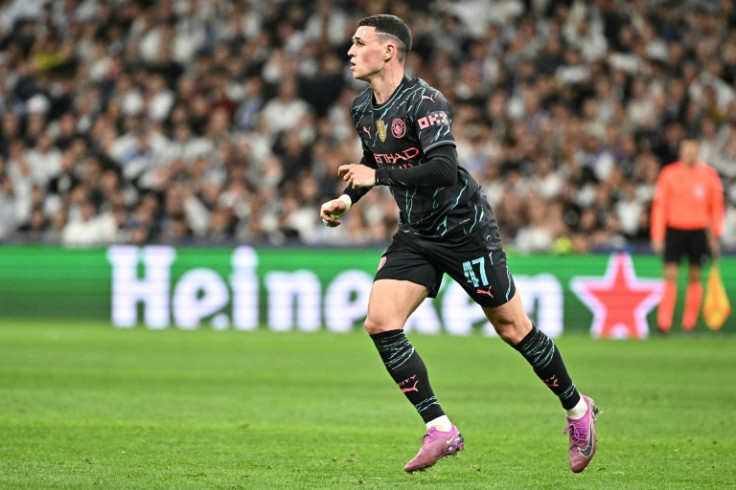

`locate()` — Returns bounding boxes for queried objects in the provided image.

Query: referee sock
[370,329,446,424]
[658,281,677,332]
[682,282,703,331]
[513,326,581,411]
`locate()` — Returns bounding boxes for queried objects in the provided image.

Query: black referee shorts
[664,227,710,266]
[374,231,516,308]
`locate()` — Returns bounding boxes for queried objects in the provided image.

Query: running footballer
[320,14,599,474]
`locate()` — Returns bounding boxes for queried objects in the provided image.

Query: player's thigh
[481,291,533,344]
[365,279,430,334]
[438,245,517,308]
[663,263,679,282]
[367,237,441,334]
[432,242,528,343]
[663,228,684,264]
[684,229,710,267]
[374,234,444,296]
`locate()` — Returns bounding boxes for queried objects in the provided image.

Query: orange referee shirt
[650,161,724,242]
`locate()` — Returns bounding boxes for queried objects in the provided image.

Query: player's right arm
[707,166,725,258]
[320,150,376,227]
[650,168,670,253]
[320,194,352,228]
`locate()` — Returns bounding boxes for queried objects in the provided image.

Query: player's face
[347,26,388,82]
[680,141,699,165]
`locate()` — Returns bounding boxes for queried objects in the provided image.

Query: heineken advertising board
[0,246,733,338]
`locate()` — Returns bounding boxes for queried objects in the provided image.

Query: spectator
[259,77,310,138]
[61,198,117,246]
[0,0,732,253]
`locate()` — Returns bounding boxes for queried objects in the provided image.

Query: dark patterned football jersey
[350,77,501,247]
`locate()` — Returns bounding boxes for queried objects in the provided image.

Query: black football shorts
[374,231,516,308]
[664,227,710,266]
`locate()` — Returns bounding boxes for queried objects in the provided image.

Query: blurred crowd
[1,0,735,252]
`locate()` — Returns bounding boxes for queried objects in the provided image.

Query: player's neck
[369,63,405,105]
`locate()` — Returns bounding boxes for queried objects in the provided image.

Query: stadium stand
[0,0,734,252]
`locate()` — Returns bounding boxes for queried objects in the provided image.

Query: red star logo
[571,253,663,339]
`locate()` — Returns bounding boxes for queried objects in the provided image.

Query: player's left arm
[340,87,458,189]
[338,149,379,190]
[650,170,669,252]
[707,168,725,256]
[371,87,459,187]
[339,144,458,188]
[375,144,457,186]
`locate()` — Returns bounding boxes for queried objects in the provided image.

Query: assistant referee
[651,139,725,333]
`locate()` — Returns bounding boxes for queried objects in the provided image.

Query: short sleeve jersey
[350,77,500,245]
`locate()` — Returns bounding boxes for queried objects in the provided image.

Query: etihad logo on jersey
[418,111,450,129]
[374,146,420,165]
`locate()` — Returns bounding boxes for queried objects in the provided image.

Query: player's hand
[708,234,721,259]
[652,240,664,254]
[338,164,376,189]
[320,196,351,227]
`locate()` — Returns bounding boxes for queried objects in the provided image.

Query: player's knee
[663,265,679,282]
[364,316,401,335]
[493,318,532,345]
[687,268,701,283]
[495,325,521,345]
[687,276,701,285]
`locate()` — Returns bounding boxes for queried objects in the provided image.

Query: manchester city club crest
[391,118,406,138]
[376,120,387,142]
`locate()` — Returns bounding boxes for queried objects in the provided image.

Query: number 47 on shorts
[462,256,489,288]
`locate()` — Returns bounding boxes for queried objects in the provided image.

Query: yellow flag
[703,263,731,331]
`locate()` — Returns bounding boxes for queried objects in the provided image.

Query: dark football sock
[513,326,582,410]
[370,329,445,423]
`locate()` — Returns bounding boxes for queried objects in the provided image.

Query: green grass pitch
[0,319,734,489]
